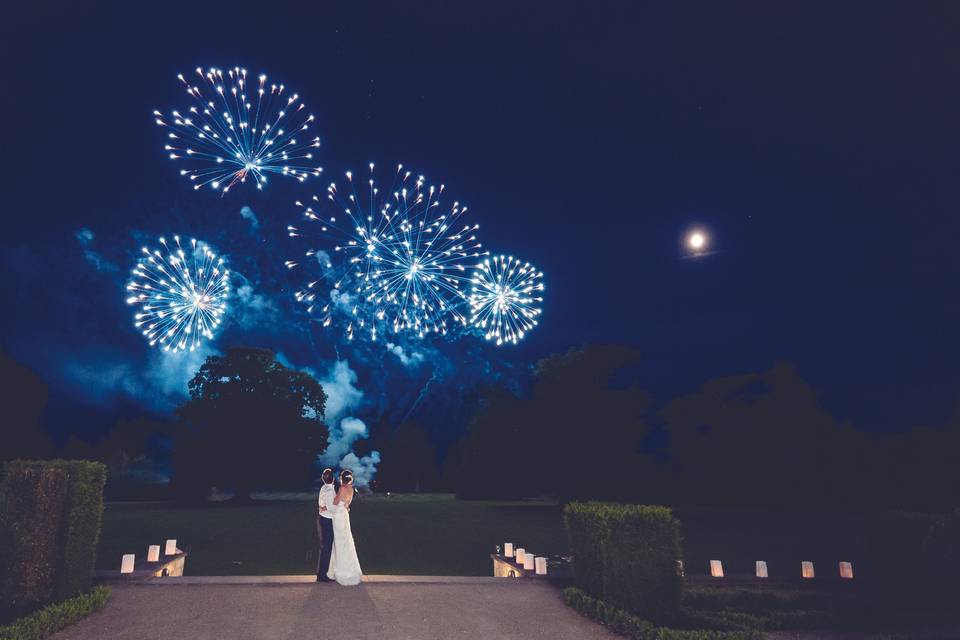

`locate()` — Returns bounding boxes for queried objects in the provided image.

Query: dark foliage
[0,353,51,462]
[0,461,106,623]
[565,502,683,621]
[564,587,763,640]
[456,344,960,510]
[458,345,655,500]
[369,420,440,492]
[0,586,109,640]
[171,347,328,501]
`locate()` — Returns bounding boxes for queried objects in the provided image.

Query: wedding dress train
[326,490,362,586]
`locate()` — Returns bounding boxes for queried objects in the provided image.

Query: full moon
[688,230,707,251]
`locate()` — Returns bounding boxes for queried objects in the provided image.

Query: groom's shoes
[316,575,333,583]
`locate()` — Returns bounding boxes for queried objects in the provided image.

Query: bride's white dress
[326,487,362,586]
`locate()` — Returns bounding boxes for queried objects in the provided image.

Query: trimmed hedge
[54,461,107,601]
[0,586,109,640]
[0,461,106,622]
[565,502,683,620]
[564,587,763,640]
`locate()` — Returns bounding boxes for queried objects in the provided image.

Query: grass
[0,587,110,640]
[97,494,568,576]
[97,495,885,577]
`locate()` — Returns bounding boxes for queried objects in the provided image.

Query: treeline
[450,346,960,510]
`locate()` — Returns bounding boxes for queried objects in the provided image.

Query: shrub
[0,586,109,640]
[53,461,107,600]
[863,512,939,607]
[564,587,763,640]
[564,502,607,598]
[0,463,70,619]
[564,502,683,621]
[0,461,106,622]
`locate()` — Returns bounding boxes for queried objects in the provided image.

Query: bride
[325,469,363,585]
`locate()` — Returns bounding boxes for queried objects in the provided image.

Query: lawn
[97,495,877,577]
[97,494,569,576]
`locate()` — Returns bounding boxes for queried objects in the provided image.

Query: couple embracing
[315,467,362,585]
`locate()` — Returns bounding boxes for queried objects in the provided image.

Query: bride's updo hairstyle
[340,469,354,485]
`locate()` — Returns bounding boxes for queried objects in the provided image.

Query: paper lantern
[165,539,177,555]
[710,560,724,578]
[801,561,815,578]
[147,545,160,562]
[121,554,135,574]
[535,557,547,575]
[755,561,768,578]
[523,553,535,571]
[504,543,514,558]
[515,548,526,565]
[839,561,853,579]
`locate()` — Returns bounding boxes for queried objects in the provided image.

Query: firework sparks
[286,163,487,341]
[154,66,322,193]
[126,235,230,352]
[469,255,544,345]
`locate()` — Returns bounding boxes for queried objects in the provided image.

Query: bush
[53,461,107,600]
[564,502,683,621]
[564,587,763,640]
[0,586,109,640]
[0,463,70,619]
[0,461,106,622]
[564,502,607,598]
[863,512,939,607]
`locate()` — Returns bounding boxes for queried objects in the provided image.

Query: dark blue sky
[3,1,960,443]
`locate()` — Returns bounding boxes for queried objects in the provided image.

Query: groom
[316,467,336,582]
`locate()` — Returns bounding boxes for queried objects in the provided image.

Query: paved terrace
[52,577,618,640]
[51,576,945,640]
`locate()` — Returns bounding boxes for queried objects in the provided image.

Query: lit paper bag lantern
[121,554,135,574]
[523,553,535,571]
[801,561,815,578]
[839,561,853,579]
[755,561,768,578]
[147,545,160,562]
[165,539,177,555]
[504,543,514,558]
[535,557,547,575]
[710,560,724,578]
[515,548,526,565]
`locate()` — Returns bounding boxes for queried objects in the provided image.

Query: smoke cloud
[283,358,380,488]
[239,205,260,231]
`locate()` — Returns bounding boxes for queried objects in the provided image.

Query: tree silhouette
[172,347,328,501]
[1,352,51,461]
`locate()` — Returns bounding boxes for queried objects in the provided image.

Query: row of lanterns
[706,559,854,579]
[120,539,179,574]
[503,542,548,575]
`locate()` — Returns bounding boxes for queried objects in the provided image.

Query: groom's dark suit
[316,482,336,579]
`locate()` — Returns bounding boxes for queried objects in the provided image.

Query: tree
[0,352,52,461]
[456,345,656,501]
[171,347,328,501]
[371,420,439,492]
[659,363,874,508]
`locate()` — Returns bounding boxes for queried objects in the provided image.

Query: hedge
[564,587,763,640]
[565,502,683,621]
[0,586,109,640]
[0,461,106,622]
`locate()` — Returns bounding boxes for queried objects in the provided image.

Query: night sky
[3,2,960,448]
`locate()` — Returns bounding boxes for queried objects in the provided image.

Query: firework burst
[154,66,321,193]
[469,255,544,345]
[126,235,230,352]
[285,163,487,341]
